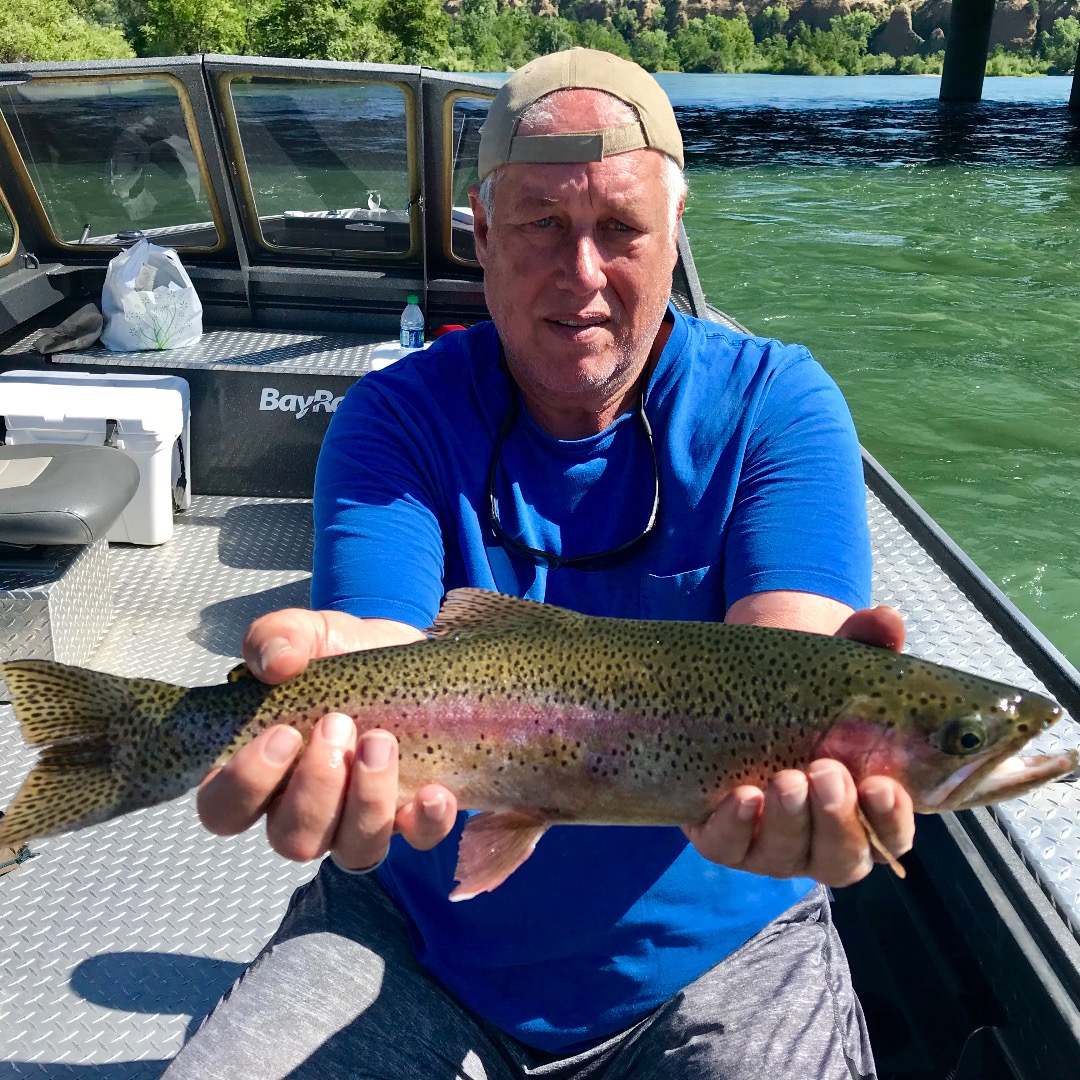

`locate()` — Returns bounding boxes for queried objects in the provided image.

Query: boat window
[446,94,493,265]
[0,187,16,265]
[226,76,415,257]
[0,76,221,250]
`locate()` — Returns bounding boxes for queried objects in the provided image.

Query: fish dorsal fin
[429,588,582,638]
[226,662,256,683]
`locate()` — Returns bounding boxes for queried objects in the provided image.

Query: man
[166,48,913,1079]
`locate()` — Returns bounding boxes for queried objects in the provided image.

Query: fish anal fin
[450,811,549,901]
[429,589,582,639]
[856,805,906,879]
[226,662,255,683]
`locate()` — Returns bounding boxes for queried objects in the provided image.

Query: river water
[663,74,1080,666]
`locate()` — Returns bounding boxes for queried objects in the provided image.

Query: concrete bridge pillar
[1070,40,1080,113]
[940,0,996,102]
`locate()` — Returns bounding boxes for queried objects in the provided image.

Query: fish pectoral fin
[856,804,906,879]
[450,811,550,902]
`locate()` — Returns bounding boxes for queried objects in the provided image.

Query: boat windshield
[0,189,13,263]
[0,75,221,250]
[447,94,490,264]
[225,75,415,256]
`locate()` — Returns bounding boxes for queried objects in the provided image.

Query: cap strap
[506,122,647,165]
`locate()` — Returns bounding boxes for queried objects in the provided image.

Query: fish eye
[938,716,988,756]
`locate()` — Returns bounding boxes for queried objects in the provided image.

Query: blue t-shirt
[311,309,872,1052]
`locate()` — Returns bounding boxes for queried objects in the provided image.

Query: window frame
[0,70,227,254]
[217,70,422,262]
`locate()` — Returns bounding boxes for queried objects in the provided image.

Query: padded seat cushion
[0,443,140,546]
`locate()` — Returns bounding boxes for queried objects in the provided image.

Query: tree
[1039,16,1079,73]
[530,15,576,56]
[450,0,503,71]
[139,0,248,54]
[0,0,134,60]
[377,0,452,65]
[249,0,399,63]
[752,3,789,42]
[611,6,639,41]
[671,14,756,73]
[630,27,679,71]
[572,19,632,58]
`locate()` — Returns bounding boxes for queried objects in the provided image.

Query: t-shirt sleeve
[722,345,872,612]
[310,378,446,629]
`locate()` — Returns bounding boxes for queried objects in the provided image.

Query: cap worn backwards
[477,47,684,181]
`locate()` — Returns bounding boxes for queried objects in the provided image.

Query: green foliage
[755,10,899,75]
[573,18,632,58]
[752,3,789,42]
[670,13,757,73]
[450,0,503,70]
[0,0,133,60]
[896,51,943,74]
[1038,16,1079,74]
[377,0,452,64]
[139,0,247,54]
[610,6,639,41]
[70,0,123,26]
[984,44,1050,75]
[14,0,1076,78]
[630,27,679,71]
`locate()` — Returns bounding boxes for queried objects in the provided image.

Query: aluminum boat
[0,55,1077,1080]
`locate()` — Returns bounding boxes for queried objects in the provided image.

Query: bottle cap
[406,294,419,304]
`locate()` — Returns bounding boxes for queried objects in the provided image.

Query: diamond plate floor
[0,497,319,1078]
[2,491,1079,1075]
[5,327,388,376]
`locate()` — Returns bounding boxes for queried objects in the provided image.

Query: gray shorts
[164,861,875,1079]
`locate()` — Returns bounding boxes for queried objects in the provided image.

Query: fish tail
[0,660,187,848]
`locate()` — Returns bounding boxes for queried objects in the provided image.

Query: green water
[683,163,1080,662]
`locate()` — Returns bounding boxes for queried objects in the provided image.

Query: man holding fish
[174,47,918,1080]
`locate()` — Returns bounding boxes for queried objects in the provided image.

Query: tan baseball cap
[477,48,684,181]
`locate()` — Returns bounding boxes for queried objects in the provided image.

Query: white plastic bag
[101,238,203,352]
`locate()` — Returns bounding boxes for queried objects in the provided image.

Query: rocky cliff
[482,0,1080,55]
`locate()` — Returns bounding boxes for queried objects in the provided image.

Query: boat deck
[3,487,1080,1076]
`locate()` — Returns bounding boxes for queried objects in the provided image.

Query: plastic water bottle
[399,294,424,350]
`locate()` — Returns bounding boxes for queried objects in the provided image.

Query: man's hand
[197,609,459,869]
[685,604,916,887]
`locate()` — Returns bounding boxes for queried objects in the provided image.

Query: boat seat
[0,443,140,548]
[0,443,140,676]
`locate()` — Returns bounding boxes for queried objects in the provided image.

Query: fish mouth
[918,748,1079,812]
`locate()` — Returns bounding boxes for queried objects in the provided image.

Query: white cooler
[0,370,190,545]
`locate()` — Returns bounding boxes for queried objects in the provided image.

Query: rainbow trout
[0,589,1075,899]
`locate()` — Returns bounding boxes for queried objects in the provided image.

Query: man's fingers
[198,725,303,836]
[683,786,763,866]
[331,730,400,871]
[805,760,874,886]
[741,770,814,878]
[241,610,423,686]
[396,785,460,850]
[265,713,357,862]
[858,777,916,865]
[836,605,905,654]
[242,609,331,684]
